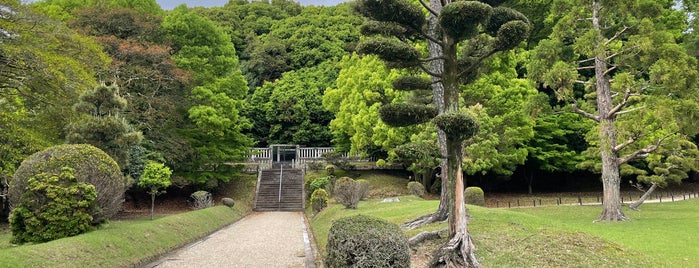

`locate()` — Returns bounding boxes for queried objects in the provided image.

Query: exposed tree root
[408,228,447,248]
[401,211,448,230]
[429,230,480,268]
[594,208,630,222]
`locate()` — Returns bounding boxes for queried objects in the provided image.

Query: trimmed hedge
[325,215,410,268]
[407,181,425,197]
[311,189,329,213]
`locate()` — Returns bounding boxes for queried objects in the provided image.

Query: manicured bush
[356,179,370,200]
[325,215,410,268]
[407,181,425,197]
[465,186,485,206]
[333,177,362,209]
[375,159,387,167]
[325,164,336,176]
[221,198,235,208]
[9,144,126,224]
[311,189,329,213]
[190,191,213,210]
[10,167,97,244]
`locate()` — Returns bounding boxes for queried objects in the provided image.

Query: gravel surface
[150,212,308,268]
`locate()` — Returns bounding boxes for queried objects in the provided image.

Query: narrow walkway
[149,212,312,268]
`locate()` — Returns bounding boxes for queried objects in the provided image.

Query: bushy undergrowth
[333,177,362,209]
[325,214,410,268]
[311,189,329,213]
[407,181,425,197]
[10,168,97,244]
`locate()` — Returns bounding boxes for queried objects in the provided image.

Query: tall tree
[66,83,143,169]
[162,5,251,186]
[529,0,699,221]
[353,0,530,266]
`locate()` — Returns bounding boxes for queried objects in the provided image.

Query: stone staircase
[254,166,305,211]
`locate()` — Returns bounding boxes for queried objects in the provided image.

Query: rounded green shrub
[325,214,410,268]
[10,167,97,244]
[325,164,336,176]
[407,181,425,197]
[311,189,329,213]
[465,186,485,206]
[434,112,479,142]
[9,144,126,224]
[333,177,361,209]
[375,159,387,168]
[356,179,371,200]
[310,177,330,193]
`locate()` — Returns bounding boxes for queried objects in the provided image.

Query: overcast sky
[157,0,347,9]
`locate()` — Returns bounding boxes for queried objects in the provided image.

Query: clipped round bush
[9,144,126,224]
[356,179,371,200]
[221,198,235,208]
[10,168,97,244]
[311,189,329,213]
[465,186,485,206]
[434,112,479,142]
[375,159,387,168]
[407,181,425,197]
[325,215,410,268]
[325,164,336,176]
[333,177,361,209]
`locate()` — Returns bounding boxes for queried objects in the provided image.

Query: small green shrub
[10,167,97,244]
[465,186,485,206]
[407,181,425,197]
[325,164,336,176]
[311,189,329,213]
[356,179,370,200]
[310,177,330,193]
[375,159,387,167]
[325,215,410,268]
[9,144,126,224]
[333,177,361,209]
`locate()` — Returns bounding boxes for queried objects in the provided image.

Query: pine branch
[615,105,645,116]
[618,134,673,165]
[607,88,640,117]
[571,100,600,122]
[418,0,439,16]
[604,25,630,46]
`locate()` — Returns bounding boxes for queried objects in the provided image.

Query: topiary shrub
[9,144,126,224]
[10,167,97,244]
[464,186,485,206]
[310,189,329,213]
[356,179,370,200]
[407,181,425,197]
[333,177,361,209]
[190,190,213,210]
[325,214,410,268]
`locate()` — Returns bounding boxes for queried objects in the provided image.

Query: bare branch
[618,134,673,165]
[420,56,447,63]
[572,101,600,122]
[614,137,636,153]
[607,89,638,117]
[578,57,595,64]
[615,105,646,116]
[603,65,617,76]
[576,65,596,70]
[575,80,594,85]
[420,64,443,78]
[418,0,439,16]
[604,25,630,46]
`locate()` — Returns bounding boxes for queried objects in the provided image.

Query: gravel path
[149,212,312,268]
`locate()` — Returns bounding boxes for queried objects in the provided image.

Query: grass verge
[309,195,699,267]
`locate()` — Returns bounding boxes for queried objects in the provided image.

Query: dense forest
[2,0,699,196]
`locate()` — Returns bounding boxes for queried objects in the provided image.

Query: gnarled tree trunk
[629,182,659,211]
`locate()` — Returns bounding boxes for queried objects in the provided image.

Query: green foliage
[9,144,125,224]
[310,177,331,193]
[407,181,425,197]
[464,186,485,206]
[434,112,479,142]
[360,20,412,38]
[138,162,172,195]
[325,214,410,268]
[333,177,361,209]
[486,7,530,36]
[439,1,493,41]
[325,165,336,176]
[494,20,531,51]
[311,189,329,213]
[66,83,143,168]
[10,167,96,244]
[352,0,425,31]
[392,76,432,91]
[356,179,371,200]
[379,103,438,127]
[356,37,421,68]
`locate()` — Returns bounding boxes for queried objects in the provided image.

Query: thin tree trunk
[592,0,627,222]
[150,192,155,220]
[629,182,658,211]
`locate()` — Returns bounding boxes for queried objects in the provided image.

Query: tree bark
[629,182,658,211]
[592,0,628,222]
[150,192,155,220]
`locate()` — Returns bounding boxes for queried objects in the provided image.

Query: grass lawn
[310,195,698,267]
